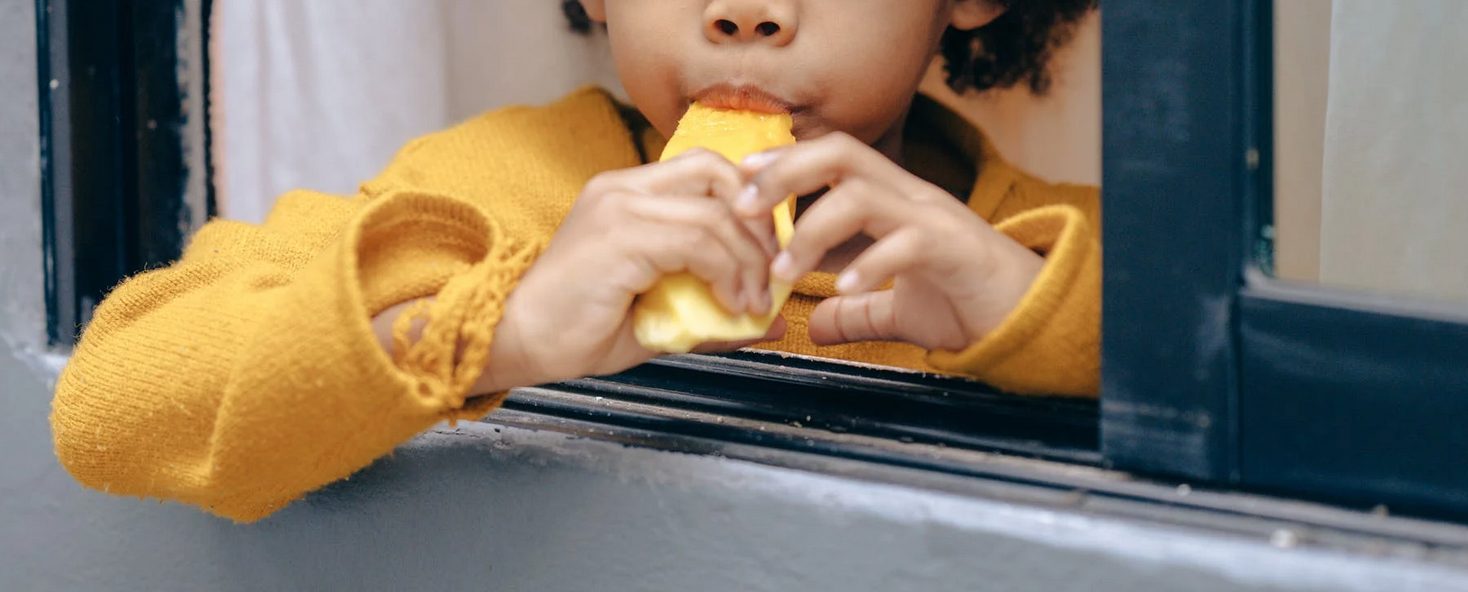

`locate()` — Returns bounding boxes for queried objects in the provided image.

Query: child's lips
[692,84,796,115]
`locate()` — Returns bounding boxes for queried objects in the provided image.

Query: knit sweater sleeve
[49,186,537,522]
[926,183,1101,397]
[47,88,637,522]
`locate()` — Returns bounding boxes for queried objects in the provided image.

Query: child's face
[580,0,1000,146]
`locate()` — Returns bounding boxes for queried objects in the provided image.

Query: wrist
[372,296,550,397]
[472,310,554,395]
[968,239,1046,339]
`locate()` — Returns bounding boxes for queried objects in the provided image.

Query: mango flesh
[632,103,798,353]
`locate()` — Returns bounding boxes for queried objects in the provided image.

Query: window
[36,0,1468,525]
[1104,0,1468,518]
[1245,0,1468,513]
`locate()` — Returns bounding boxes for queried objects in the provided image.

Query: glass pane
[1272,0,1468,306]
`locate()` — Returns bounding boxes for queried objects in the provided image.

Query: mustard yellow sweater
[51,87,1100,522]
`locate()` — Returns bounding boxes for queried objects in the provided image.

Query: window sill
[498,364,1468,564]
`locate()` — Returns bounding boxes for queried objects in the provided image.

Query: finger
[736,132,901,217]
[690,315,788,354]
[727,199,779,259]
[759,313,789,341]
[627,195,773,314]
[807,291,899,346]
[595,148,744,199]
[833,229,927,295]
[684,193,780,315]
[770,181,911,283]
[716,164,780,259]
[598,316,659,373]
[621,222,746,314]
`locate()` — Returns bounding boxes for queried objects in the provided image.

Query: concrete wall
[5,1,1468,590]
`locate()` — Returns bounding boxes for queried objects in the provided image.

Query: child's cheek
[606,34,686,136]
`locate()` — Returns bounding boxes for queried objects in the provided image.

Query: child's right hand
[484,149,782,391]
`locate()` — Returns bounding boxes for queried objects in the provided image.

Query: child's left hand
[736,132,1046,352]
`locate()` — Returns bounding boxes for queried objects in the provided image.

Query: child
[51,0,1099,522]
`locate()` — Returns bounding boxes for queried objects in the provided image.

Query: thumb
[808,292,899,346]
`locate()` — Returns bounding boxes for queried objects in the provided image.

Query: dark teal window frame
[37,0,214,346]
[1102,0,1468,518]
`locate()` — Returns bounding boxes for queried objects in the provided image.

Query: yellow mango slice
[632,103,797,353]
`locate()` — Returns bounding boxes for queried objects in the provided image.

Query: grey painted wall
[4,0,1467,589]
[0,0,45,357]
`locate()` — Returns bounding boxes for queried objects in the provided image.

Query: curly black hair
[560,0,1097,95]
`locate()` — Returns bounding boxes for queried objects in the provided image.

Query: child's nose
[703,0,797,47]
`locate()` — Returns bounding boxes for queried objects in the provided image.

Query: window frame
[37,0,213,347]
[1102,0,1468,519]
[512,351,1100,467]
[1100,0,1251,482]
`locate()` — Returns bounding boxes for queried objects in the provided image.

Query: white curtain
[211,0,621,223]
[212,0,450,223]
[1319,0,1468,303]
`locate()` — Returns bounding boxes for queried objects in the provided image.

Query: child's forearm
[372,298,543,397]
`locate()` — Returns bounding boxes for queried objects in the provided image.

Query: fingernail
[742,151,779,170]
[736,185,760,215]
[771,252,797,282]
[836,270,860,294]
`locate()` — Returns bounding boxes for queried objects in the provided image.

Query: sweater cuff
[926,205,1101,396]
[349,190,537,415]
